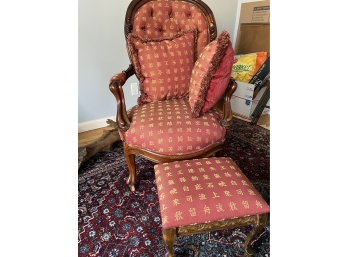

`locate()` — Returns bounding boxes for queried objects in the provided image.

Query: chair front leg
[123,143,136,192]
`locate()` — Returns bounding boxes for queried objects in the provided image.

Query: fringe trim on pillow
[126,29,198,105]
[191,30,230,118]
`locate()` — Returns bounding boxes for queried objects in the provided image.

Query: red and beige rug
[78,117,270,256]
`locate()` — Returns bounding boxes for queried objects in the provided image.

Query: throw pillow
[127,29,198,105]
[188,30,234,117]
[201,41,234,113]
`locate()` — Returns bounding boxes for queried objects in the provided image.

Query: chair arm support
[109,64,136,133]
[220,78,237,127]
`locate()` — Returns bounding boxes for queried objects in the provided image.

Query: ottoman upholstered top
[154,157,270,229]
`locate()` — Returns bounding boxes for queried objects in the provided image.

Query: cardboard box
[231,1,270,119]
[231,81,270,119]
[235,0,270,56]
[237,1,270,25]
[231,55,270,119]
[235,23,270,56]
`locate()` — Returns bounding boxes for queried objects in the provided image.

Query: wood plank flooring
[78,126,115,147]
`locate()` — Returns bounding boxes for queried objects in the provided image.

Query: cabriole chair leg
[123,147,136,192]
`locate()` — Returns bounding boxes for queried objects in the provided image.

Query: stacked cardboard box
[231,0,270,119]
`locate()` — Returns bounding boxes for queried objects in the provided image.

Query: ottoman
[154,157,270,257]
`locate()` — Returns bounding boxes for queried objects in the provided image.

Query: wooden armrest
[220,78,237,127]
[109,64,136,133]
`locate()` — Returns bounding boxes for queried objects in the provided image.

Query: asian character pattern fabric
[127,29,197,105]
[132,0,209,56]
[189,31,234,118]
[122,99,226,155]
[154,157,270,229]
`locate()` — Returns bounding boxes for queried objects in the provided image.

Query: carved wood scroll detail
[209,23,217,42]
[177,216,257,236]
[125,18,133,38]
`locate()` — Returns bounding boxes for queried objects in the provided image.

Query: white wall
[78,0,245,131]
[203,0,238,46]
[78,0,139,124]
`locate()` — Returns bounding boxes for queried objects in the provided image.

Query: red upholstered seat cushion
[127,29,198,105]
[123,99,226,155]
[189,31,234,117]
[154,157,270,229]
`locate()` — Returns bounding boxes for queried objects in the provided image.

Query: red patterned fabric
[154,157,270,229]
[132,0,209,56]
[127,29,197,104]
[123,99,226,155]
[188,31,233,117]
[201,41,234,113]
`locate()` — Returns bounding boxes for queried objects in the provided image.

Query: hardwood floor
[78,114,270,148]
[78,126,115,147]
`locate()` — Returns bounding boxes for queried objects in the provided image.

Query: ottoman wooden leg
[244,214,268,257]
[162,228,177,257]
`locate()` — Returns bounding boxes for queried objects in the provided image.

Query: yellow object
[232,53,257,82]
[232,52,267,82]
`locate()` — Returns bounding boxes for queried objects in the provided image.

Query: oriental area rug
[78,117,270,257]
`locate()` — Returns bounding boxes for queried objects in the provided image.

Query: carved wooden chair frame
[109,0,237,191]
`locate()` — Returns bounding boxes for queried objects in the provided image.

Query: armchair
[109,0,237,191]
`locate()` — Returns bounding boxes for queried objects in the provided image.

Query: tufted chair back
[125,0,217,60]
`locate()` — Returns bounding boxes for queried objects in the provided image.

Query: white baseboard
[78,116,115,133]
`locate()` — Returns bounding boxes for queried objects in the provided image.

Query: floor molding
[78,116,115,133]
